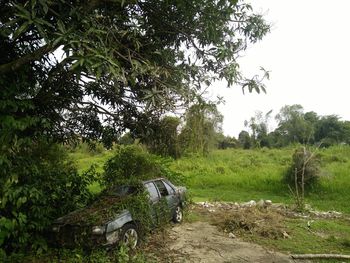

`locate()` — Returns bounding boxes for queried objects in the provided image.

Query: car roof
[142,177,165,184]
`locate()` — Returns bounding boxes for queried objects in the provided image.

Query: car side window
[163,181,175,195]
[154,180,169,197]
[145,182,159,202]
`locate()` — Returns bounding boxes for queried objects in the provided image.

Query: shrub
[102,145,185,187]
[0,141,96,255]
[284,147,320,190]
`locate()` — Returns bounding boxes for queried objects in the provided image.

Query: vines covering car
[50,178,186,249]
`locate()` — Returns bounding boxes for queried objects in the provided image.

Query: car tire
[120,223,139,249]
[172,206,183,223]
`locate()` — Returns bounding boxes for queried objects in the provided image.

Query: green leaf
[13,22,30,39]
[57,20,66,33]
[39,0,49,14]
[14,4,31,19]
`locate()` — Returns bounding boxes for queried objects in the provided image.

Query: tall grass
[70,144,350,213]
[68,144,114,193]
[172,146,350,213]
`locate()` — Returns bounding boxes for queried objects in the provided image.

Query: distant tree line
[123,104,350,157]
[237,104,350,149]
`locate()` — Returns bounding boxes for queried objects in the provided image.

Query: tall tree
[140,116,181,158]
[275,104,313,145]
[244,110,272,147]
[238,130,252,149]
[179,102,223,155]
[315,115,347,146]
[215,133,238,149]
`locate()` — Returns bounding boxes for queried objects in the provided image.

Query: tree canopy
[179,102,223,155]
[1,0,270,149]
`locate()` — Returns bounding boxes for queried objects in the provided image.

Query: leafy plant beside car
[0,141,96,257]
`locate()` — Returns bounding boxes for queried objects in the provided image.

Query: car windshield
[106,185,137,197]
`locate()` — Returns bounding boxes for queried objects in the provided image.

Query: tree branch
[0,43,58,74]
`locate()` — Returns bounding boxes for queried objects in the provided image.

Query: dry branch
[291,254,350,260]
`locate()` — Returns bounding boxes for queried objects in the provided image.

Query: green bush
[284,147,320,190]
[0,141,96,255]
[102,145,185,187]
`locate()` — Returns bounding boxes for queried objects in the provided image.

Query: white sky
[210,0,350,137]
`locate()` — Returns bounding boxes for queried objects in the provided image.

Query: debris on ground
[196,200,343,219]
[219,207,287,239]
[194,200,346,241]
[228,232,236,239]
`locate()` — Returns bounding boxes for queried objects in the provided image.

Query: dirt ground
[165,221,298,263]
[144,202,319,262]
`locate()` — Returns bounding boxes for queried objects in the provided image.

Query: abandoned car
[51,178,186,249]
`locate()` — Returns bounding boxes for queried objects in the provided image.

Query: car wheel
[120,223,139,249]
[173,206,183,223]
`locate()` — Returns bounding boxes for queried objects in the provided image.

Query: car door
[154,179,178,219]
[144,182,161,226]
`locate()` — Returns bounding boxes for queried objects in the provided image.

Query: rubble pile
[196,200,343,219]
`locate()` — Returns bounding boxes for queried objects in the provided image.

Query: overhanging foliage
[0,0,270,147]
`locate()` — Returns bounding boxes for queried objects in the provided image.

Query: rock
[257,199,265,208]
[282,231,290,239]
[228,232,236,239]
[304,204,312,211]
[208,209,216,213]
[264,200,272,206]
[242,200,256,207]
[186,228,194,231]
[307,220,314,228]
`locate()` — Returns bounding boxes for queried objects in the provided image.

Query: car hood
[54,195,129,226]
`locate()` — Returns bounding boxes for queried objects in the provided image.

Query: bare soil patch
[143,202,307,262]
[143,202,350,262]
[166,221,294,263]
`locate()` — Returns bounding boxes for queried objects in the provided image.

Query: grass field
[67,145,350,259]
[172,146,350,214]
[70,145,350,214]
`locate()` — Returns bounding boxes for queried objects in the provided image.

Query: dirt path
[167,221,299,263]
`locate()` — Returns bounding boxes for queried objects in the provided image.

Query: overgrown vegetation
[0,142,96,256]
[1,144,185,260]
[6,246,154,263]
[100,145,184,233]
[1,1,269,255]
[52,145,185,248]
[2,0,350,260]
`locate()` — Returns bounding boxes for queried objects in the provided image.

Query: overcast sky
[210,0,350,137]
